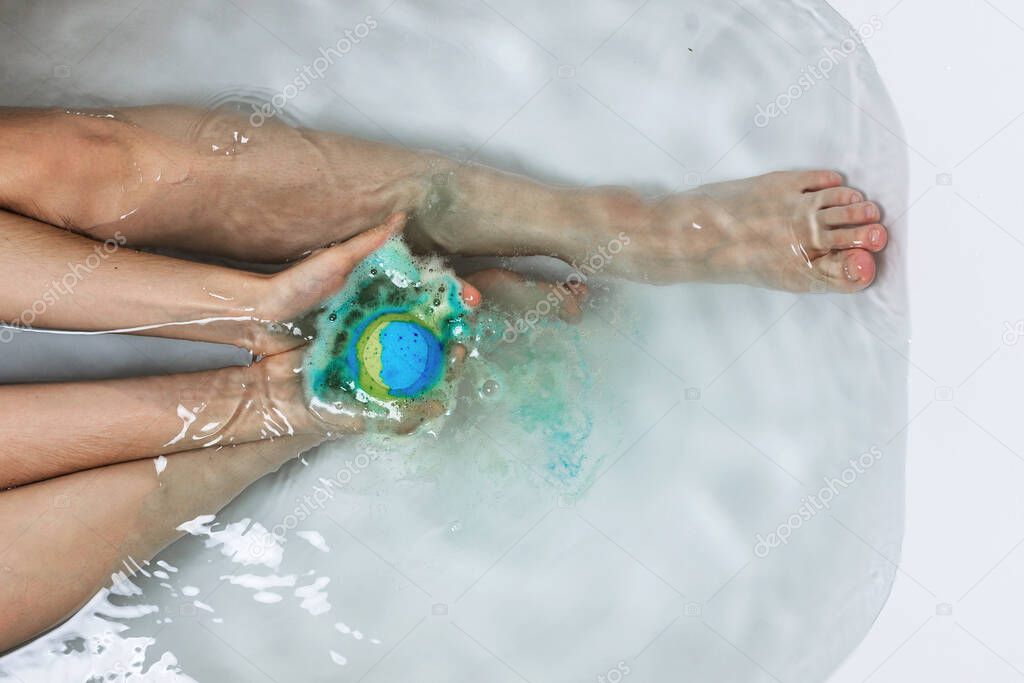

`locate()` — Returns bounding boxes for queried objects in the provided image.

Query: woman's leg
[0,267,589,652]
[0,433,324,653]
[0,106,888,292]
[0,106,569,262]
[0,352,326,489]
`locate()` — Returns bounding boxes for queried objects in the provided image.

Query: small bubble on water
[480,379,500,398]
[448,520,462,534]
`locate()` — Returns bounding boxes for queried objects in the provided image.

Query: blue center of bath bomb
[378,320,443,396]
[346,315,445,399]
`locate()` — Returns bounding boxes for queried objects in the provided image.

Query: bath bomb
[348,312,444,400]
[304,236,472,413]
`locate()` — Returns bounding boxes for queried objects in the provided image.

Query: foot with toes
[609,170,887,293]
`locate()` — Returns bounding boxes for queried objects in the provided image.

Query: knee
[57,118,151,232]
[5,111,182,235]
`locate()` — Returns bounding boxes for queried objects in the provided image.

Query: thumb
[335,212,407,273]
[288,213,406,297]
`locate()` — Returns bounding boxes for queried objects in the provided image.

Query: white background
[827,0,1024,680]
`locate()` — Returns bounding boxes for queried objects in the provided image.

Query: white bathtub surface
[0,0,908,681]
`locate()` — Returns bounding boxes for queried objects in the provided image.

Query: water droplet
[480,379,500,398]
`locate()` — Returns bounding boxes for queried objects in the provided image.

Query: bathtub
[0,0,908,680]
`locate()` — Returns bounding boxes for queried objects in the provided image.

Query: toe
[556,281,587,323]
[812,186,863,209]
[463,268,527,297]
[824,223,888,252]
[814,248,877,292]
[457,278,482,307]
[464,268,587,322]
[818,201,880,227]
[793,170,843,192]
[447,343,467,376]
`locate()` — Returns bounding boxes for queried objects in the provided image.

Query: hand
[236,213,479,437]
[248,343,471,437]
[240,213,407,355]
[241,212,482,356]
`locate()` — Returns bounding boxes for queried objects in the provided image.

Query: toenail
[851,193,862,203]
[869,227,882,245]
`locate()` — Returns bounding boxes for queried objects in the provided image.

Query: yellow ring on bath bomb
[354,312,443,400]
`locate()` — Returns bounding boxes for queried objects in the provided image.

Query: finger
[335,212,407,272]
[275,213,408,316]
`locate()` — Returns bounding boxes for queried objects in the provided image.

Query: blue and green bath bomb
[304,238,475,410]
[347,312,444,400]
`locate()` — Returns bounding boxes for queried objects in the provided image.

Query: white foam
[296,530,330,553]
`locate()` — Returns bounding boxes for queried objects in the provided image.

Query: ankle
[401,156,465,254]
[562,187,657,271]
[569,188,714,283]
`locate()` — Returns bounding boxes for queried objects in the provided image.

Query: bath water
[0,0,909,681]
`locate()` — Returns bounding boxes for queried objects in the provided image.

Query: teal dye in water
[302,237,597,483]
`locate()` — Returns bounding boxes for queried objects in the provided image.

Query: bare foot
[612,170,887,292]
[463,268,588,323]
